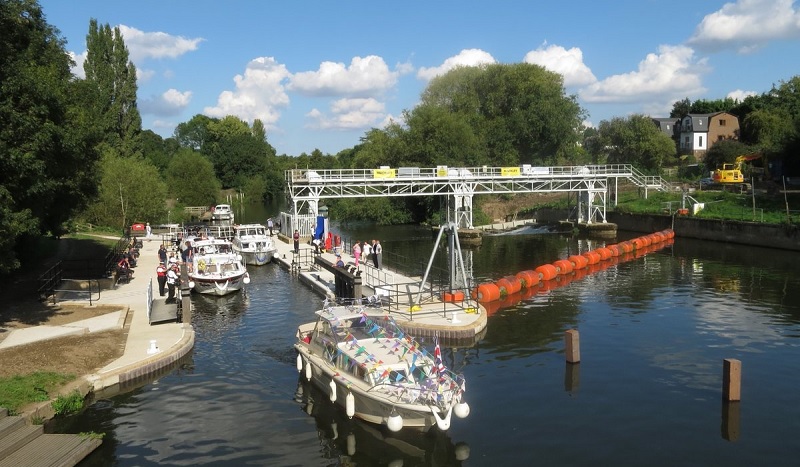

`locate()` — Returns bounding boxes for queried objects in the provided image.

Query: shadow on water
[294,377,470,466]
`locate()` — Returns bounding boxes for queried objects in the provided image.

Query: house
[678,112,739,160]
[651,117,679,139]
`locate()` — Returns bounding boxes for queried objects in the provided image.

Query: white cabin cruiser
[231,224,277,265]
[295,300,470,432]
[188,238,249,296]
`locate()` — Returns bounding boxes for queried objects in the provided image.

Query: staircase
[0,408,100,467]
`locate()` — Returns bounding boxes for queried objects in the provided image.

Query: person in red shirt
[156,262,167,296]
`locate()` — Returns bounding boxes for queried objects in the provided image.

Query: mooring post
[565,329,580,363]
[723,358,742,401]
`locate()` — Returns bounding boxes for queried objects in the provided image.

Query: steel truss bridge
[284,164,671,232]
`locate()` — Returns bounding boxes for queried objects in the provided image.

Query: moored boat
[231,223,277,265]
[188,238,249,296]
[295,300,470,432]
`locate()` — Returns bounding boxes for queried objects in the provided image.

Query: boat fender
[329,380,337,402]
[243,273,251,285]
[346,392,355,418]
[454,401,471,419]
[296,354,303,372]
[432,405,454,431]
[305,360,312,381]
[387,411,404,432]
[188,281,195,289]
[347,433,356,456]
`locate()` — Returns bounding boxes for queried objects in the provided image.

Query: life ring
[198,259,206,270]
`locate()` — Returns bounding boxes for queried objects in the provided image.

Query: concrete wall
[608,212,800,252]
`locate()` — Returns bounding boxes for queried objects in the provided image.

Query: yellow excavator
[711,154,762,191]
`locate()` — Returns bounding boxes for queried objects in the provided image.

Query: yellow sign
[501,167,520,176]
[373,168,396,179]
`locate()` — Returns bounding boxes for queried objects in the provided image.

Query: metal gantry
[284,164,671,233]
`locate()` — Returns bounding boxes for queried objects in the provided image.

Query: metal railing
[50,278,101,305]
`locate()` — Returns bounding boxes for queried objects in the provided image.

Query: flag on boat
[432,337,445,377]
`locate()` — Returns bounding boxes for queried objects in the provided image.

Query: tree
[0,0,102,273]
[166,148,220,206]
[174,114,214,150]
[84,153,167,229]
[418,63,585,165]
[205,116,271,188]
[596,115,676,172]
[670,98,691,118]
[83,18,141,156]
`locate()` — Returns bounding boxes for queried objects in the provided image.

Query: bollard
[722,358,741,401]
[565,329,580,363]
[564,361,580,394]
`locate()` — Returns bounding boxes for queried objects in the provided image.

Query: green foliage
[166,148,220,206]
[329,197,413,225]
[594,115,676,172]
[84,153,168,228]
[703,139,753,172]
[51,390,84,416]
[0,372,74,414]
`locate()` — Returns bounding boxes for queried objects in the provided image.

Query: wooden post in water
[565,329,580,363]
[722,358,741,401]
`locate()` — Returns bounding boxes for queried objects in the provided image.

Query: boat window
[410,365,429,382]
[388,369,408,384]
[206,264,218,273]
[241,242,250,249]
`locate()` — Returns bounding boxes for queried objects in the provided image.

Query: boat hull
[296,345,441,430]
[189,274,246,296]
[237,248,276,266]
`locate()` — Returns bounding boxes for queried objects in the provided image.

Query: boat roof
[316,305,367,322]
[192,238,232,246]
[235,223,266,229]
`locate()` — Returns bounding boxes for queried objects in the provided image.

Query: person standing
[158,244,168,264]
[156,261,168,296]
[166,263,179,303]
[362,240,372,265]
[293,229,300,253]
[352,241,361,267]
[372,240,379,268]
[374,240,383,269]
[145,222,152,240]
[267,218,274,236]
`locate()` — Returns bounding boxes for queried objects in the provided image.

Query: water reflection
[295,378,469,466]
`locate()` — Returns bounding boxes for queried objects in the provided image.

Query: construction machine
[710,154,762,192]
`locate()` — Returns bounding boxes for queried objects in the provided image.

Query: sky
[38,0,800,157]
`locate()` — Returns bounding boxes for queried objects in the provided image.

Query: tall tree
[166,148,220,206]
[596,115,676,172]
[0,0,102,273]
[83,18,141,156]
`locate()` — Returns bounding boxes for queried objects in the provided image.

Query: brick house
[678,112,739,160]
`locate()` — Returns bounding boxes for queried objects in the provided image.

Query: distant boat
[188,238,249,296]
[295,299,470,432]
[211,204,234,224]
[232,224,278,265]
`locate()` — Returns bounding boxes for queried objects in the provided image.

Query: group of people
[350,239,383,269]
[156,241,189,303]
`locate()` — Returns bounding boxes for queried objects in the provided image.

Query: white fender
[243,273,250,284]
[431,406,453,431]
[305,360,312,381]
[454,401,470,419]
[188,281,195,289]
[331,421,338,440]
[387,412,404,432]
[346,392,355,418]
[296,354,303,372]
[329,380,337,402]
[347,433,356,456]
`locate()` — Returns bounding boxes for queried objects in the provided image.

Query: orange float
[495,276,522,296]
[472,282,500,303]
[535,264,558,281]
[442,291,464,303]
[619,241,633,254]
[606,244,621,256]
[582,251,601,265]
[568,255,588,269]
[515,270,539,288]
[552,259,574,275]
[662,229,675,239]
[631,238,646,250]
[595,247,612,261]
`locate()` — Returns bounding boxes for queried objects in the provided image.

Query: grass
[0,372,75,414]
[51,389,85,416]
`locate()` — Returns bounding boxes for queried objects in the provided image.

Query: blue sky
[39,0,800,157]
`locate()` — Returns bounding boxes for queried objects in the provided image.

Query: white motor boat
[231,224,277,265]
[211,204,234,223]
[188,238,249,296]
[295,300,470,432]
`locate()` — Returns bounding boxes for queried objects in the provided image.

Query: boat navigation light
[387,410,404,432]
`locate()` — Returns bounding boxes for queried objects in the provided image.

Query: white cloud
[306,98,386,130]
[204,57,291,129]
[140,89,192,116]
[289,56,399,97]
[688,0,800,53]
[68,51,87,78]
[137,68,156,83]
[523,44,597,87]
[118,25,204,62]
[416,49,496,81]
[579,45,709,107]
[727,89,758,101]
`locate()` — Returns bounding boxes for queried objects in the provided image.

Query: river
[53,203,800,466]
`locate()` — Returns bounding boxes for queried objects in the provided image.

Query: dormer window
[719,119,726,126]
